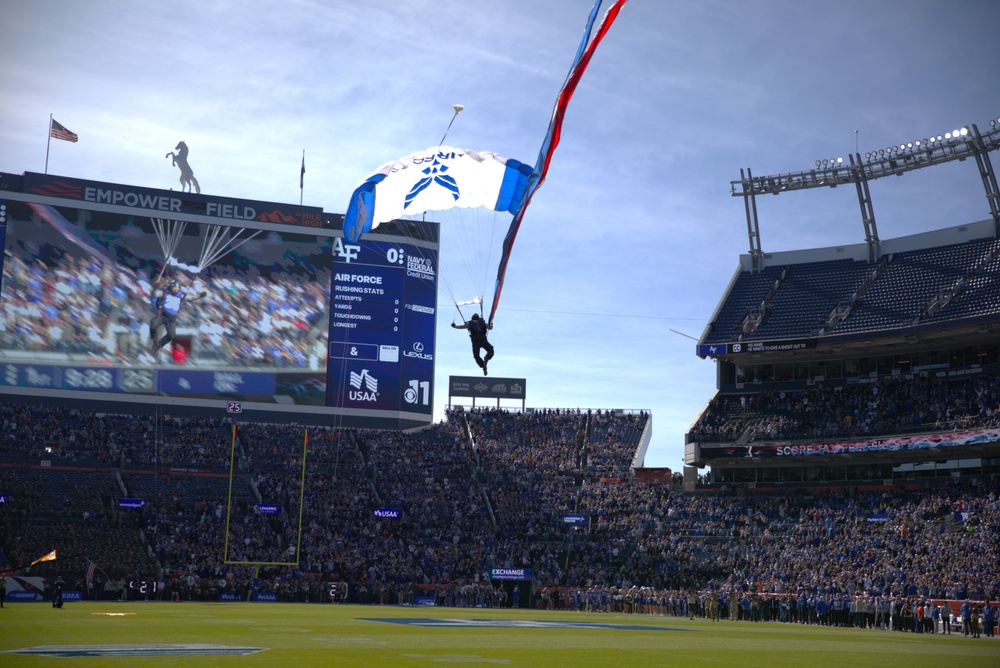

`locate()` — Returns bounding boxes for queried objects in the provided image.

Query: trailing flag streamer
[488,0,628,326]
[339,1,628,326]
[85,559,97,591]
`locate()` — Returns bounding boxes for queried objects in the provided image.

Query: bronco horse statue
[165,141,201,193]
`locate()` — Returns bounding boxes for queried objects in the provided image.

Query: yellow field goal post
[222,422,309,570]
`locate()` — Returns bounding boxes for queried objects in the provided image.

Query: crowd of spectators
[0,400,998,629]
[691,369,1000,443]
[0,404,112,462]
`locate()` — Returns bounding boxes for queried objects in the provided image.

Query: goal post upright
[223,422,309,569]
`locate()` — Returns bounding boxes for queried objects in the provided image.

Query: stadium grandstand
[688,117,1000,491]
[0,119,998,637]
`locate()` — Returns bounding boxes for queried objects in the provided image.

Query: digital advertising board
[327,232,437,420]
[449,375,526,401]
[0,172,437,429]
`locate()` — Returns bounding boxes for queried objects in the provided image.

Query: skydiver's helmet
[471,313,480,320]
[169,281,180,292]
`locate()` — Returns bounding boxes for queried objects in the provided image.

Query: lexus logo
[403,341,432,361]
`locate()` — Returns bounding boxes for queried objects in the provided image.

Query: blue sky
[1,0,997,469]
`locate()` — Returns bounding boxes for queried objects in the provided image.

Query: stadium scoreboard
[0,172,438,430]
[327,233,438,418]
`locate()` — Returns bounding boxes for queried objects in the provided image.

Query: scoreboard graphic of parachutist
[0,170,439,428]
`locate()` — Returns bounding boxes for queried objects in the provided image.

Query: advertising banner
[449,376,526,400]
[488,567,532,582]
[700,427,1000,459]
[22,172,325,229]
[4,576,46,601]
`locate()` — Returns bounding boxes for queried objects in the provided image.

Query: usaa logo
[349,369,378,401]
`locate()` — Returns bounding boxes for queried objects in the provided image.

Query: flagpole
[45,113,52,174]
[299,149,305,206]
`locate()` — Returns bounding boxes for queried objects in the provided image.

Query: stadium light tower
[731,116,1000,269]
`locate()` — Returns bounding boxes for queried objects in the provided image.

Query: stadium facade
[2,132,999,612]
[0,171,440,431]
[686,117,1000,487]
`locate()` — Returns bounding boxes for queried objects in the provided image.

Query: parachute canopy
[343,146,532,243]
[342,0,628,326]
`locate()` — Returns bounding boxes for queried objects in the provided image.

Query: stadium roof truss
[732,117,1000,270]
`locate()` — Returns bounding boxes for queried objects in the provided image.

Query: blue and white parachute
[343,0,628,326]
[342,146,532,244]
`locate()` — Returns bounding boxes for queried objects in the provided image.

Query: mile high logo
[349,369,378,402]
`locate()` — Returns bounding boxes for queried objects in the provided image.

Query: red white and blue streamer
[488,0,628,326]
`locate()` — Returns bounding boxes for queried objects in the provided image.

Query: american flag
[85,559,97,591]
[50,119,78,143]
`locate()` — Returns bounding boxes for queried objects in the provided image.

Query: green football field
[0,602,997,667]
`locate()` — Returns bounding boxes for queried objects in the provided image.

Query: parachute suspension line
[437,207,502,322]
[149,219,262,279]
[197,224,263,273]
[468,209,501,306]
[426,209,476,324]
[151,218,188,280]
[459,209,486,300]
[483,212,500,302]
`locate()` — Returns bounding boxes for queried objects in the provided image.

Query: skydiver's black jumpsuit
[150,288,184,352]
[453,317,494,369]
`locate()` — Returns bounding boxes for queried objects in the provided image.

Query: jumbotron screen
[0,172,437,429]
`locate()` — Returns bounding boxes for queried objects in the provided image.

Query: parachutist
[452,313,494,374]
[149,279,207,355]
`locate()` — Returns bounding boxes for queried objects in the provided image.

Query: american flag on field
[50,118,78,143]
[85,559,97,591]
